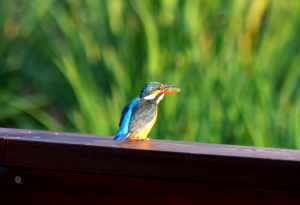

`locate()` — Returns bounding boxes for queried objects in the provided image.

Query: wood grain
[2,127,300,189]
[0,136,5,166]
[5,168,300,205]
[0,168,4,205]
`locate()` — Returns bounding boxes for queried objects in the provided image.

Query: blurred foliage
[0,0,300,149]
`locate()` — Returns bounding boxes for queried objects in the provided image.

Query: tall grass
[1,0,300,149]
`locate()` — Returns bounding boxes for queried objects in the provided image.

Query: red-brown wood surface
[0,168,4,205]
[2,128,300,189]
[0,136,5,166]
[0,135,6,205]
[1,127,300,204]
[5,168,300,205]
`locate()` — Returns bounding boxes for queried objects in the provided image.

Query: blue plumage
[114,97,140,140]
[140,82,162,98]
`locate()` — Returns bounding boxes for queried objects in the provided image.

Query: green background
[1,0,300,149]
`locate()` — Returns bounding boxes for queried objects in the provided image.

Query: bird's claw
[130,136,150,141]
[130,136,137,141]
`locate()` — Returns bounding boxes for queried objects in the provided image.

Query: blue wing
[114,98,156,141]
[114,97,140,141]
[128,100,156,133]
[119,101,131,127]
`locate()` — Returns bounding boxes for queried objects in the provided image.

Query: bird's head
[140,82,180,103]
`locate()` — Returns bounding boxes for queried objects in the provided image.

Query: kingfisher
[114,82,180,141]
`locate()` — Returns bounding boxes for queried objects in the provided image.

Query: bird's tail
[113,132,130,141]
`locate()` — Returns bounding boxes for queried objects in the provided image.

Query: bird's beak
[162,84,180,94]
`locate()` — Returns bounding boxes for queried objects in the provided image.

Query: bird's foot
[144,137,150,141]
[130,136,137,141]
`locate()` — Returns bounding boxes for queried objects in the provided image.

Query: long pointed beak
[162,83,180,94]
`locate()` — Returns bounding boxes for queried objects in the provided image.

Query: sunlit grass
[1,0,300,149]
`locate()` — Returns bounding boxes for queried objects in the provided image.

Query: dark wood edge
[1,127,300,190]
[5,167,300,205]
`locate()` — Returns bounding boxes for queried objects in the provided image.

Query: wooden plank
[2,127,300,161]
[5,168,300,205]
[2,127,300,189]
[0,133,6,205]
[0,168,4,205]
[0,135,6,166]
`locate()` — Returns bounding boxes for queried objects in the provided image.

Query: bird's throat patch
[144,90,160,100]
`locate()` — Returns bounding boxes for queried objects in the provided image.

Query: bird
[114,82,180,141]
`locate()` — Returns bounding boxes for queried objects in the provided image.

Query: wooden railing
[0,127,300,204]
